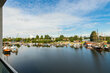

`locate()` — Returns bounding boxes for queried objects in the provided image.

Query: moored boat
[93,45,101,49]
[10,46,18,52]
[103,44,110,50]
[3,46,11,52]
[85,42,93,49]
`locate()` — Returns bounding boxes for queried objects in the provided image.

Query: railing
[0,57,18,73]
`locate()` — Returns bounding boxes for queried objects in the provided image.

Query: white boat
[10,46,18,52]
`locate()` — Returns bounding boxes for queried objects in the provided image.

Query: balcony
[0,57,17,73]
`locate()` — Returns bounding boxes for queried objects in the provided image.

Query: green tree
[90,31,98,42]
[25,38,31,43]
[40,35,43,39]
[36,35,39,39]
[106,37,110,44]
[74,35,79,40]
[59,35,64,41]
[55,38,61,42]
[69,37,74,42]
[3,38,8,42]
[32,38,36,43]
[44,35,51,39]
[79,36,83,41]
[84,36,90,39]
[15,38,22,42]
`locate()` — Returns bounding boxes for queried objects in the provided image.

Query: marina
[3,41,110,51]
[1,0,110,73]
[2,44,110,73]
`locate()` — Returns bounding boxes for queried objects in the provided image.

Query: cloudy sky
[3,0,110,37]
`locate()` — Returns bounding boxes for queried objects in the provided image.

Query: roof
[0,0,6,7]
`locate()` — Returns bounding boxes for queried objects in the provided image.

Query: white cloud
[3,6,86,37]
[82,23,99,28]
[55,0,110,15]
[3,0,110,37]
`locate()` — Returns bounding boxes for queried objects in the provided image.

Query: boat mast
[97,29,99,42]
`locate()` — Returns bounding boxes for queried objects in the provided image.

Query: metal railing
[0,57,18,73]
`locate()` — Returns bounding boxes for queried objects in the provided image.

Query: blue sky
[3,0,110,37]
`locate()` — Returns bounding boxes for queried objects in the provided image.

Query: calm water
[2,45,110,73]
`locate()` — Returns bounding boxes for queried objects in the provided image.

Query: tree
[32,38,36,43]
[44,35,51,39]
[25,38,31,43]
[90,31,98,42]
[60,35,64,38]
[106,37,110,44]
[79,36,82,41]
[15,38,22,42]
[3,38,8,42]
[59,35,65,41]
[40,35,43,39]
[84,36,90,39]
[69,37,74,42]
[55,38,61,42]
[74,35,79,40]
[36,35,39,39]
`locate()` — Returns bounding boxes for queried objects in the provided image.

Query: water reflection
[3,45,19,57]
[2,44,110,73]
[3,51,11,57]
[3,44,110,57]
[15,44,21,48]
[90,49,105,73]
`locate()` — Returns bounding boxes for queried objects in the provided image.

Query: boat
[103,44,109,50]
[85,42,93,49]
[86,46,93,49]
[3,46,11,52]
[10,46,18,52]
[55,44,65,47]
[73,43,81,48]
[93,45,102,50]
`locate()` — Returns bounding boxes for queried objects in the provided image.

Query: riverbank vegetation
[3,35,82,43]
[3,31,110,44]
[90,31,110,43]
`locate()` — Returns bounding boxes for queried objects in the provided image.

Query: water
[2,45,110,73]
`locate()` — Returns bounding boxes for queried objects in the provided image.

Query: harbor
[1,0,110,73]
[2,40,110,54]
[2,43,110,73]
[2,30,110,73]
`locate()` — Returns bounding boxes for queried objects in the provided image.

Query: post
[0,6,2,57]
[0,0,6,57]
[0,1,6,73]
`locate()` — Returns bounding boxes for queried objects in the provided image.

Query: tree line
[4,31,110,43]
[90,31,110,43]
[3,35,83,43]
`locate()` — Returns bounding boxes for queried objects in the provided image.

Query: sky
[3,0,110,38]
